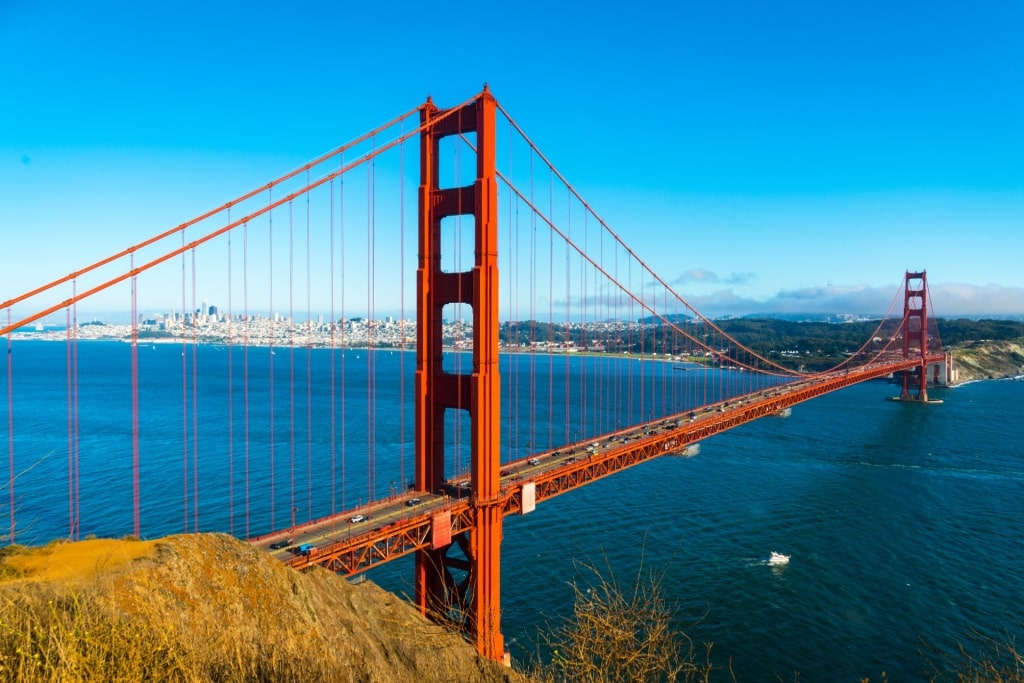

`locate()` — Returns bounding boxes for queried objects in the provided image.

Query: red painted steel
[275,97,944,661]
[0,85,951,663]
[902,271,930,400]
[414,87,504,660]
[279,354,946,575]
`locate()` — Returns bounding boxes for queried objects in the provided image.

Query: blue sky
[2,0,1022,319]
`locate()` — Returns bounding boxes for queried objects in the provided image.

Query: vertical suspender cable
[547,169,554,451]
[639,263,647,426]
[190,249,199,531]
[514,201,520,456]
[329,177,337,518]
[73,293,80,539]
[367,137,376,505]
[512,163,520,459]
[340,155,347,513]
[226,209,235,536]
[563,189,571,447]
[398,128,407,491]
[593,216,600,435]
[243,221,251,538]
[626,257,634,430]
[130,255,140,538]
[5,310,13,542]
[602,245,610,438]
[65,307,73,539]
[180,233,189,532]
[305,172,313,525]
[611,240,619,435]
[661,286,667,416]
[600,226,608,434]
[590,233,599,440]
[505,128,519,460]
[590,221,598,436]
[528,150,536,452]
[288,200,296,531]
[584,215,592,436]
[601,227,609,434]
[583,210,590,439]
[713,329,720,405]
[268,190,276,530]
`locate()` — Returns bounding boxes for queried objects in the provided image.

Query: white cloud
[680,282,1024,318]
[928,283,1024,317]
[670,269,756,288]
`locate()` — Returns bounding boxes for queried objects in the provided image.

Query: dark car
[269,538,293,550]
[406,497,421,507]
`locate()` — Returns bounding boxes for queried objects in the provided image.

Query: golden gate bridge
[0,87,948,661]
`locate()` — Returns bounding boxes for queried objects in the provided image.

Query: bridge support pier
[414,88,504,661]
[901,271,931,401]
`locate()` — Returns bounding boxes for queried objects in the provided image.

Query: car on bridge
[269,538,293,550]
[349,514,367,523]
[406,498,421,507]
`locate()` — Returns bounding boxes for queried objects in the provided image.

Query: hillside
[950,339,1024,383]
[0,534,531,683]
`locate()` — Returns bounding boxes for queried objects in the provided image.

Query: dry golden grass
[0,534,532,683]
[521,553,724,683]
[923,632,1024,683]
[2,538,156,584]
[2,535,1016,682]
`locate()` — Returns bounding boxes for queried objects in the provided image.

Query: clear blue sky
[2,0,1022,319]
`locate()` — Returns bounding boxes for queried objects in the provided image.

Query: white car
[349,514,367,523]
[528,458,540,466]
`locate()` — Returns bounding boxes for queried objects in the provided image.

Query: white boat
[769,551,790,566]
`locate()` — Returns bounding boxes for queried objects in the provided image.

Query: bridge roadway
[252,356,938,575]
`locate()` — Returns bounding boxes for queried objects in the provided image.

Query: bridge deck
[257,356,941,575]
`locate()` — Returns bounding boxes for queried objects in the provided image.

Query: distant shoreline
[5,333,697,363]
[11,328,1023,384]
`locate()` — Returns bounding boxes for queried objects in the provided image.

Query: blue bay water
[490,377,1024,681]
[2,340,1022,681]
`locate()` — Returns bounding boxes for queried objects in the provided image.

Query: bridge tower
[414,89,504,661]
[901,270,930,401]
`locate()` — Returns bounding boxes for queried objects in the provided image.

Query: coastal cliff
[0,534,531,683]
[950,339,1024,383]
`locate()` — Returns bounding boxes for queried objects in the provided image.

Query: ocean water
[2,340,1022,681]
[493,377,1024,681]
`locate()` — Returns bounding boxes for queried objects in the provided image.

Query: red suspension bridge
[1,88,948,661]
